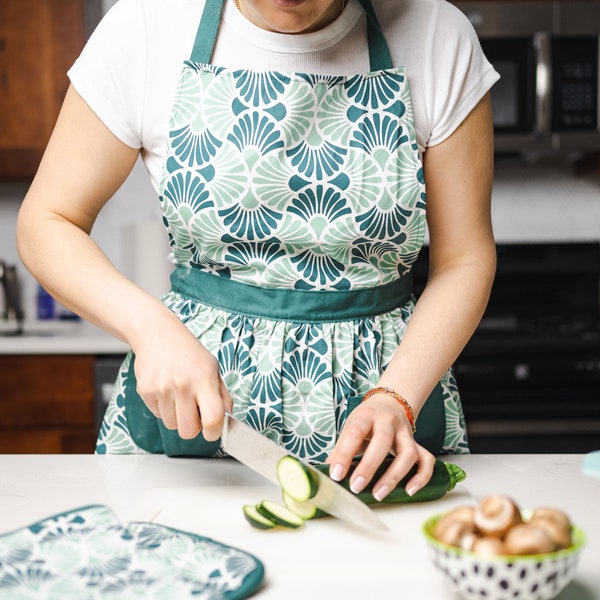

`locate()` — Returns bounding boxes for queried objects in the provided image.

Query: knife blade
[221,412,387,532]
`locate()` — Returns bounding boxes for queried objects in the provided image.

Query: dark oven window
[413,242,600,453]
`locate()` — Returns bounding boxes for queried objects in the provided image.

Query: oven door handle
[534,31,552,136]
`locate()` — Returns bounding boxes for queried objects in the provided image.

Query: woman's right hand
[131,311,233,441]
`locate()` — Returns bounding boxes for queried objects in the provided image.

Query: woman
[17,0,498,501]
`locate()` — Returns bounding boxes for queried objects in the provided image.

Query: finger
[402,446,436,497]
[157,399,178,431]
[144,398,161,419]
[327,416,373,483]
[196,388,226,442]
[219,377,233,413]
[372,444,435,501]
[345,419,398,494]
[136,382,161,419]
[174,397,202,439]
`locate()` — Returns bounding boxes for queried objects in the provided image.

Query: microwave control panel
[552,37,598,131]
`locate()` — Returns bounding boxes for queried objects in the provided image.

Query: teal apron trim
[346,383,446,455]
[190,0,226,65]
[189,0,393,71]
[355,0,393,70]
[170,266,413,323]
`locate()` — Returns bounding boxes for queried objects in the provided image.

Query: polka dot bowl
[422,511,585,600]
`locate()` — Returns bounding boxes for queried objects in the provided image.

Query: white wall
[0,158,168,319]
[3,156,599,320]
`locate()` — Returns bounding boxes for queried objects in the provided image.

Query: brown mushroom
[472,536,506,557]
[459,531,479,552]
[434,519,476,548]
[434,505,475,532]
[528,515,572,549]
[504,523,556,555]
[473,494,522,538]
[530,507,572,531]
[433,506,473,540]
[446,505,476,524]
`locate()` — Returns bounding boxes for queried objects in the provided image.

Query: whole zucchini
[314,457,466,505]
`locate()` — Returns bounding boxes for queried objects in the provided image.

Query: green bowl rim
[422,511,586,562]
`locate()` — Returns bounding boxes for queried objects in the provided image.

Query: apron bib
[96,0,469,459]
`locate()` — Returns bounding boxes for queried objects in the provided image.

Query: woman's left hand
[325,392,436,501]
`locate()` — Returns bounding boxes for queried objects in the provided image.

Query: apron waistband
[170,266,412,323]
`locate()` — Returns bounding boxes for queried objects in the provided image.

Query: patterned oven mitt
[0,504,264,599]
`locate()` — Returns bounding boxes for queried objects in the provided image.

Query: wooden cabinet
[0,355,96,453]
[0,0,87,180]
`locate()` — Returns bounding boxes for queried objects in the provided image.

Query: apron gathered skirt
[96,0,469,460]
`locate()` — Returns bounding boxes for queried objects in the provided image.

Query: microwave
[454,1,600,156]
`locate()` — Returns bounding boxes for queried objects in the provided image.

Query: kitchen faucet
[0,260,24,334]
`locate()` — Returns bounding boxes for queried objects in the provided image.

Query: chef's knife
[221,412,388,532]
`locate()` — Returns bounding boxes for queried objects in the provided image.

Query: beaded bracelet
[362,386,417,433]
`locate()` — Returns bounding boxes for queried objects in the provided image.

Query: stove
[413,242,600,453]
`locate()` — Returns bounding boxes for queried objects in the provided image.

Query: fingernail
[406,484,420,497]
[373,485,390,502]
[330,464,344,481]
[350,475,367,494]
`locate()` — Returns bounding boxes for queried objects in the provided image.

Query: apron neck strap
[355,0,393,71]
[190,0,227,65]
[189,0,393,71]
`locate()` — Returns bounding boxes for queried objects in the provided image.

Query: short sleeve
[424,1,499,148]
[67,0,147,149]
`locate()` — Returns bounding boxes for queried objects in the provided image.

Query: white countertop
[490,161,600,244]
[0,454,598,599]
[0,319,129,355]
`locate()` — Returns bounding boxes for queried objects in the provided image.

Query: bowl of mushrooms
[422,494,585,600]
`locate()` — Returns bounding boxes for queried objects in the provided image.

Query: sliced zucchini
[276,455,319,502]
[256,500,305,529]
[243,504,277,530]
[282,492,326,520]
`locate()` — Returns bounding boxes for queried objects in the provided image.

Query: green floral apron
[96,0,469,459]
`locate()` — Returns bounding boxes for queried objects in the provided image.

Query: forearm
[16,209,178,350]
[376,92,496,417]
[377,243,496,416]
[16,85,181,351]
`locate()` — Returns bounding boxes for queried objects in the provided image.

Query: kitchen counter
[490,160,600,244]
[0,453,598,599]
[0,319,129,354]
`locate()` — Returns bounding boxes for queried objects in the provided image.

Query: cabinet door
[0,0,85,180]
[0,354,96,453]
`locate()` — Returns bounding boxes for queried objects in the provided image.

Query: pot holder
[0,504,264,599]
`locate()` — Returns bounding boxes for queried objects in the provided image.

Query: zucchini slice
[256,500,305,529]
[282,491,325,520]
[243,504,277,530]
[276,456,319,502]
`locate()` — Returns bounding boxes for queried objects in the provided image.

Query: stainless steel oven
[454,1,600,156]
[414,242,600,453]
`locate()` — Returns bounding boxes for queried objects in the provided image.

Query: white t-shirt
[68,0,499,193]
